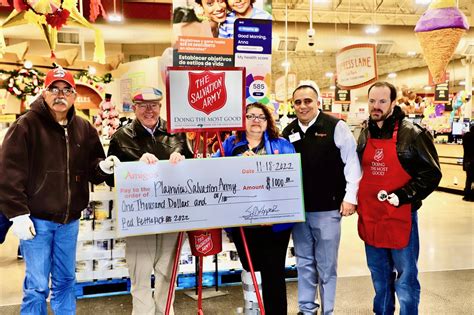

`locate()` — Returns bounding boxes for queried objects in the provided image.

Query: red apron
[358,122,412,249]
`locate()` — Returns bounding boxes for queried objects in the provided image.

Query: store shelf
[75,266,298,298]
[75,278,130,299]
[176,266,297,290]
[434,143,465,194]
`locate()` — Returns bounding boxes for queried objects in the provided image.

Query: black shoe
[17,247,23,260]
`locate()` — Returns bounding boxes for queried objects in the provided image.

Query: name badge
[289,132,301,143]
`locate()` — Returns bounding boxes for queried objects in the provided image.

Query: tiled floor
[0,191,473,313]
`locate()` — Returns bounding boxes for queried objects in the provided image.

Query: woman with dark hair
[195,0,227,37]
[214,102,295,315]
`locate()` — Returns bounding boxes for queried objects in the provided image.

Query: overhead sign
[334,85,351,104]
[114,154,305,237]
[166,67,246,132]
[75,83,103,110]
[434,81,449,104]
[321,97,333,112]
[336,43,378,90]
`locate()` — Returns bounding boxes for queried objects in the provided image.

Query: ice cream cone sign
[415,0,469,84]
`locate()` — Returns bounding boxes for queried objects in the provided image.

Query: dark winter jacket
[357,105,442,211]
[106,118,192,186]
[0,96,108,223]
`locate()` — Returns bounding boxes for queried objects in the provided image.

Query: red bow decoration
[45,8,70,29]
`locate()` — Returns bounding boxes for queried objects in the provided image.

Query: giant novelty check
[115,154,305,237]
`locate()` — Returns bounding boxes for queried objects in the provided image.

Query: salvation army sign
[336,44,378,90]
[166,67,245,132]
[188,71,227,115]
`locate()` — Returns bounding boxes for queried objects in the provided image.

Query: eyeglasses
[136,103,160,110]
[246,114,267,122]
[47,87,75,96]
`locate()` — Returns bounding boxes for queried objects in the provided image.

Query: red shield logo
[188,71,227,115]
[194,233,214,255]
[374,148,384,162]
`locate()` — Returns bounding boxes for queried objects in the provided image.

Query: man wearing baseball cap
[106,87,192,314]
[0,66,120,314]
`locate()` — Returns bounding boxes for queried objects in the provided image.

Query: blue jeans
[20,217,79,315]
[365,211,420,315]
[293,210,341,315]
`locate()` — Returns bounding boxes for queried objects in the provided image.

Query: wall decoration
[0,0,105,63]
[0,67,44,100]
[74,70,112,93]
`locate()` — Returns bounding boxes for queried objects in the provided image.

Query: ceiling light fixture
[407,51,417,56]
[108,13,123,22]
[424,86,432,91]
[459,80,466,86]
[24,60,33,69]
[281,61,290,68]
[329,85,336,90]
[415,0,432,5]
[365,24,380,34]
[365,0,380,35]
[108,0,123,23]
[387,72,397,78]
[88,66,97,76]
[325,72,334,78]
[315,49,324,53]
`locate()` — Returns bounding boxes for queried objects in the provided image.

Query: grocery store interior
[0,0,473,314]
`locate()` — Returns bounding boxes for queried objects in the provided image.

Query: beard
[370,109,392,122]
